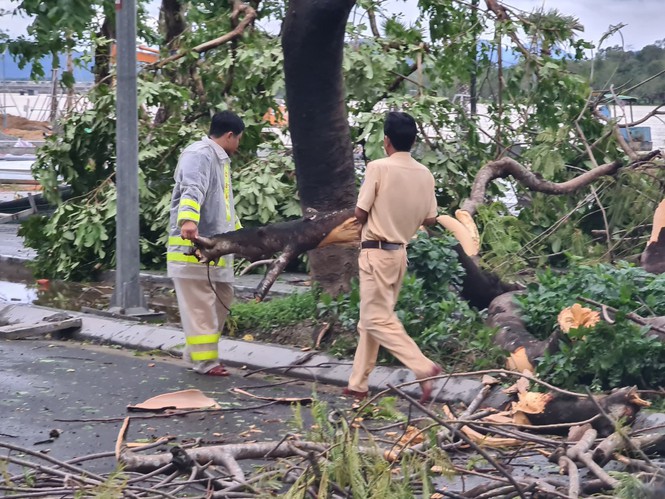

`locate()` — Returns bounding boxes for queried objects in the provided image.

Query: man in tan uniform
[345,111,442,402]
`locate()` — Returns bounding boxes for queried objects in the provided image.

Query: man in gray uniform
[167,111,244,376]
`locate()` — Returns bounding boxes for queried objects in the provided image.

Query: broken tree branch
[388,383,529,499]
[153,1,257,68]
[459,151,663,217]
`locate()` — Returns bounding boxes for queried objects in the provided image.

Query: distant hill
[1,50,94,82]
[567,41,665,104]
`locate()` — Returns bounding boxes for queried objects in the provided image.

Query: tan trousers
[173,277,234,374]
[348,248,437,392]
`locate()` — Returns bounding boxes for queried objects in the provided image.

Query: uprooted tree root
[2,372,665,498]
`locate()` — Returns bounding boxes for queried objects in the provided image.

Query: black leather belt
[361,241,403,250]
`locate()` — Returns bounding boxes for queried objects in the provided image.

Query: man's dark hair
[209,111,245,138]
[384,111,417,151]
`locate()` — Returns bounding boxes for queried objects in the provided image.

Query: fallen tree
[2,372,662,498]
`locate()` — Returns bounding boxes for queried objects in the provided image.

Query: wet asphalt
[0,338,346,474]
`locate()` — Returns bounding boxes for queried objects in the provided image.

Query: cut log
[487,292,560,367]
[520,386,649,437]
[453,249,522,309]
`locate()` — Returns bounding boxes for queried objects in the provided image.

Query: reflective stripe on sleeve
[235,218,242,230]
[223,164,232,222]
[179,198,201,211]
[177,210,200,224]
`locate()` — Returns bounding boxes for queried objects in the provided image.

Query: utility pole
[111,0,147,315]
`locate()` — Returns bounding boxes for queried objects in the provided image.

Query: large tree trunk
[94,15,115,85]
[154,0,187,125]
[282,0,358,296]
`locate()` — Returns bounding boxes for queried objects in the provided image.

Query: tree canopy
[1,0,662,284]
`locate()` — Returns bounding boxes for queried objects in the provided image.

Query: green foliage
[516,263,665,390]
[610,471,657,499]
[539,319,665,391]
[283,398,437,499]
[517,262,665,337]
[11,0,664,291]
[230,292,318,333]
[234,154,301,225]
[570,40,665,103]
[18,83,198,279]
[19,183,117,280]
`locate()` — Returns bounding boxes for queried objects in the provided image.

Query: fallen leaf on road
[127,389,221,412]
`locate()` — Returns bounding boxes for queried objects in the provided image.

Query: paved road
[0,338,346,474]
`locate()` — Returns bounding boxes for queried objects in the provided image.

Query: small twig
[578,297,665,336]
[590,185,613,260]
[239,259,275,276]
[558,456,579,499]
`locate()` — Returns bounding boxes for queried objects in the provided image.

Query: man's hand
[180,220,199,240]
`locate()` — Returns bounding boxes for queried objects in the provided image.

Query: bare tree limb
[459,151,662,217]
[153,2,257,68]
[367,6,381,38]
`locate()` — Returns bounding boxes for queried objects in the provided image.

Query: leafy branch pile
[3,375,664,498]
[517,263,665,390]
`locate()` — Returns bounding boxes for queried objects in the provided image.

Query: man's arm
[177,151,211,240]
[355,206,369,225]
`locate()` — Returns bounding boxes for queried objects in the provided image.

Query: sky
[0,0,661,53]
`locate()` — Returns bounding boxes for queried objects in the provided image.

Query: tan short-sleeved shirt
[357,151,438,244]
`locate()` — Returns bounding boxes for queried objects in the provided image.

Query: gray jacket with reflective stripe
[166,137,239,282]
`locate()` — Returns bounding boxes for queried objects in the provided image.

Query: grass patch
[230,291,318,333]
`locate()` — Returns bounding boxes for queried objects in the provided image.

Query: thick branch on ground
[153,1,256,68]
[193,208,517,302]
[454,247,521,309]
[194,209,357,300]
[487,292,560,368]
[119,440,326,476]
[460,151,663,217]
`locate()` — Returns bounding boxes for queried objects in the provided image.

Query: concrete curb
[0,302,487,405]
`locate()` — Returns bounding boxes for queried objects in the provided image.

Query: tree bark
[160,0,186,50]
[459,151,662,217]
[94,15,115,85]
[194,209,357,300]
[486,292,560,366]
[154,0,187,125]
[282,0,358,295]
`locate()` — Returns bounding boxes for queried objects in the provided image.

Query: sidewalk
[0,197,488,404]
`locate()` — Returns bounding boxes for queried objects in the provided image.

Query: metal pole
[112,0,145,313]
